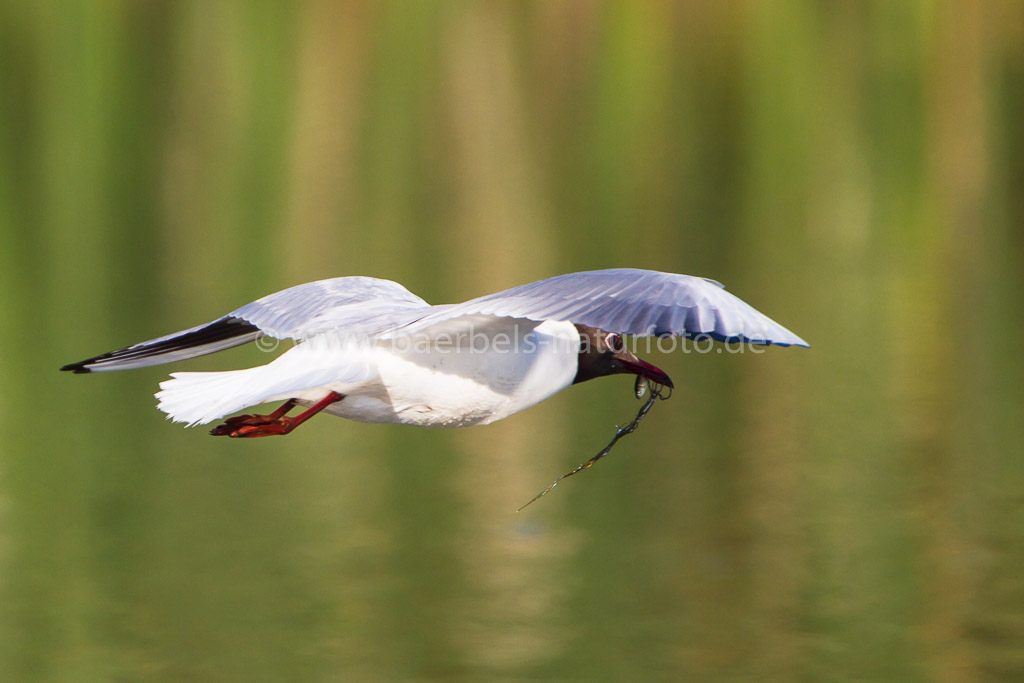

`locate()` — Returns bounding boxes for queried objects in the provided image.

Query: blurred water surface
[1,2,1023,681]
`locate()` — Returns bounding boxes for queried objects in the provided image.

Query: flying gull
[61,269,808,438]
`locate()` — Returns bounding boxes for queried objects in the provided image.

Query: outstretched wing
[399,269,808,346]
[61,276,429,373]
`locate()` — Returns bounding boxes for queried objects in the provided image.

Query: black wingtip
[57,317,261,375]
[60,362,92,373]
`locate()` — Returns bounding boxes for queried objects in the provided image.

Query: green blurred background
[2,1,1023,681]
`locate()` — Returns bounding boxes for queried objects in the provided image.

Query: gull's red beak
[615,354,674,389]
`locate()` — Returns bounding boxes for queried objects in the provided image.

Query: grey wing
[61,276,430,373]
[400,269,808,346]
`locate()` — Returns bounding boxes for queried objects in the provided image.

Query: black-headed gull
[61,269,807,438]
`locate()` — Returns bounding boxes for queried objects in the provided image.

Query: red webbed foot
[209,393,343,438]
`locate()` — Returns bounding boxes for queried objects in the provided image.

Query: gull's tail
[156,368,265,426]
[155,343,378,427]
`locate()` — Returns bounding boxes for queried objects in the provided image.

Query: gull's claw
[209,393,344,439]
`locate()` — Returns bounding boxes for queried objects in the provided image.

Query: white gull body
[61,269,808,434]
[159,317,580,428]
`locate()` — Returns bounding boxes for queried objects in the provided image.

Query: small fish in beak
[634,375,648,399]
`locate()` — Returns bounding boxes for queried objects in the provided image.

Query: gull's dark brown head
[573,325,674,388]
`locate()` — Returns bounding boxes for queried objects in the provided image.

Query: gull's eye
[605,333,624,353]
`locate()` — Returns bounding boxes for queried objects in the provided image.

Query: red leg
[209,392,344,438]
[210,399,300,433]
